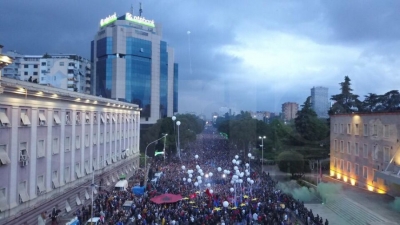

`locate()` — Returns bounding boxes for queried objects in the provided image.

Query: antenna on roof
[131,4,134,15]
[139,2,143,17]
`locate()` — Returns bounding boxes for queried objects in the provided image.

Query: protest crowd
[83,127,328,225]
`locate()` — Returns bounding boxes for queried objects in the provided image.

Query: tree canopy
[329,76,361,115]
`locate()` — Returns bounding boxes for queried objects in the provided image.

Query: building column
[71,110,76,181]
[59,109,66,186]
[9,106,19,208]
[89,111,94,173]
[29,107,38,199]
[80,111,84,177]
[46,109,53,191]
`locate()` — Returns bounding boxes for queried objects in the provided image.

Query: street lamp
[176,121,181,159]
[259,136,266,173]
[144,134,168,170]
[247,153,252,176]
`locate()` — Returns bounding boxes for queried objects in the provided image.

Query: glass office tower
[92,13,178,124]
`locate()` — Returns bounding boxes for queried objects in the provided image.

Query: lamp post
[248,153,252,177]
[176,121,181,160]
[259,136,266,173]
[145,134,168,170]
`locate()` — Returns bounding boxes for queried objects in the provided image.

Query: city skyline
[1,1,400,116]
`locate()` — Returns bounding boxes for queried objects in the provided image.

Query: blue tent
[132,186,145,196]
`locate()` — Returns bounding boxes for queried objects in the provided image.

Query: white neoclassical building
[0,76,140,224]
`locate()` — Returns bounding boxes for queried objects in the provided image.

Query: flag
[189,193,197,199]
[205,189,212,197]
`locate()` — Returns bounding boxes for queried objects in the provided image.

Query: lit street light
[176,121,181,160]
[259,136,266,173]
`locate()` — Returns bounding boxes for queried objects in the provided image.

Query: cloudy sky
[1,0,400,116]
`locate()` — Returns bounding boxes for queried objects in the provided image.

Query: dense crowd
[82,127,328,225]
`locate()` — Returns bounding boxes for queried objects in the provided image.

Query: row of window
[23,64,39,69]
[0,131,136,165]
[333,157,369,179]
[0,164,134,205]
[333,139,393,161]
[0,108,136,127]
[333,123,390,138]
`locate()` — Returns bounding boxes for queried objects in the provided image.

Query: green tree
[277,151,305,177]
[329,76,361,115]
[294,96,329,143]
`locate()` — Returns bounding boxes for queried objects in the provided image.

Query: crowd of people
[84,126,329,225]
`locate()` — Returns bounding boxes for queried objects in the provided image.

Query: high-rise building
[311,86,329,118]
[282,102,298,120]
[1,52,91,94]
[330,112,400,196]
[91,12,178,124]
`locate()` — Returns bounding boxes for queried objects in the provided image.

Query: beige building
[0,76,140,224]
[330,112,400,196]
[282,102,298,121]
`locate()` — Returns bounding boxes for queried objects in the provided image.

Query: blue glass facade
[126,37,152,117]
[160,41,168,118]
[173,63,178,113]
[95,37,113,98]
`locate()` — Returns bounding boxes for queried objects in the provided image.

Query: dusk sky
[1,0,400,116]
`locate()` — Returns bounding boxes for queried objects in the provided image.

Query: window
[41,62,46,66]
[0,144,11,165]
[93,158,97,170]
[111,132,114,141]
[37,175,45,194]
[53,111,61,125]
[76,136,80,149]
[33,72,38,76]
[355,164,359,175]
[117,131,120,140]
[85,113,90,124]
[384,125,389,138]
[66,199,71,212]
[75,163,82,179]
[384,147,390,162]
[38,110,46,126]
[93,113,97,124]
[65,111,71,125]
[76,112,81,125]
[76,194,82,206]
[52,138,59,154]
[106,132,110,142]
[373,169,377,182]
[340,141,344,153]
[24,72,28,76]
[355,143,359,156]
[24,65,28,68]
[85,134,89,147]
[52,170,59,189]
[65,137,70,152]
[100,113,105,124]
[0,108,10,127]
[59,62,64,66]
[363,124,368,136]
[34,65,38,68]
[100,156,103,168]
[19,142,29,163]
[355,124,359,135]
[65,166,70,183]
[347,142,351,154]
[100,133,104,144]
[333,157,336,168]
[20,109,31,126]
[334,140,337,152]
[347,124,351,134]
[106,113,110,123]
[112,114,116,123]
[84,160,90,175]
[19,181,29,203]
[363,166,368,179]
[340,124,344,133]
[340,159,344,170]
[334,124,337,133]
[347,162,351,172]
[363,144,368,158]
[37,140,45,158]
[93,133,97,145]
[373,125,378,136]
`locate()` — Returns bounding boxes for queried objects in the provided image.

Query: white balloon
[230,187,234,192]
[194,182,198,186]
[239,173,244,178]
[230,180,234,184]
[210,190,213,194]
[197,176,201,180]
[207,183,211,187]
[195,155,199,159]
[217,167,222,172]
[189,174,192,178]
[200,173,204,176]
[198,180,202,184]
[245,163,249,167]
[235,155,239,159]
[247,177,251,182]
[234,166,238,171]
[250,180,254,184]
[196,165,200,169]
[183,178,186,181]
[182,165,185,170]
[232,159,236,164]
[248,153,252,157]
[223,201,229,207]
[187,178,192,182]
[209,172,213,177]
